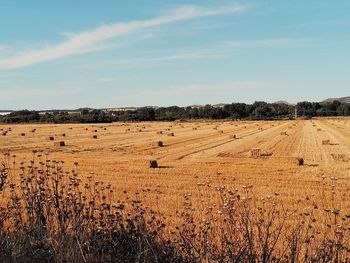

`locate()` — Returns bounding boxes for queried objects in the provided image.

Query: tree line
[1,100,349,123]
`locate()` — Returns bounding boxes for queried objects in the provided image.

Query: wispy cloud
[89,49,226,70]
[0,45,11,55]
[143,80,267,97]
[0,4,250,70]
[225,38,316,48]
[0,87,81,100]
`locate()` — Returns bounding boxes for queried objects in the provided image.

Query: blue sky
[0,1,349,110]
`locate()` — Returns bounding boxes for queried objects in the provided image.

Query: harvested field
[0,118,350,225]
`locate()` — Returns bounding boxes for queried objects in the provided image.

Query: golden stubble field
[1,118,350,224]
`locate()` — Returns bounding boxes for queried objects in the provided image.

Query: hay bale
[48,136,54,141]
[54,141,65,146]
[322,140,330,145]
[62,133,66,137]
[93,135,98,139]
[156,131,163,134]
[251,148,261,158]
[317,128,322,131]
[192,127,197,130]
[167,132,174,137]
[94,130,98,132]
[157,141,163,147]
[280,132,287,135]
[229,134,237,139]
[21,133,25,136]
[2,132,7,136]
[296,158,304,166]
[218,130,224,134]
[149,160,158,168]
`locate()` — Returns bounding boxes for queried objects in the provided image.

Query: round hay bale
[149,160,158,168]
[157,141,163,147]
[62,133,66,137]
[296,158,304,166]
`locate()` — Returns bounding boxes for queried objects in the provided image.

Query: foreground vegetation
[1,100,350,123]
[0,153,349,262]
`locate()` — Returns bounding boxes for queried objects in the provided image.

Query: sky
[0,1,349,110]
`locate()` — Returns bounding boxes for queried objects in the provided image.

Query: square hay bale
[94,130,98,132]
[54,141,65,146]
[317,128,322,131]
[149,160,158,168]
[31,129,36,133]
[229,134,237,139]
[93,135,98,139]
[192,127,197,130]
[251,148,262,158]
[218,130,224,134]
[48,136,54,141]
[21,133,25,136]
[280,132,287,135]
[322,140,330,145]
[167,132,174,137]
[157,141,163,147]
[156,131,163,134]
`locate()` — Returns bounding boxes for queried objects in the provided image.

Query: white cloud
[92,49,226,70]
[142,80,267,97]
[225,38,316,48]
[0,87,81,100]
[0,4,249,70]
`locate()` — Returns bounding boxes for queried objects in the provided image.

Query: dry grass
[0,118,349,261]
